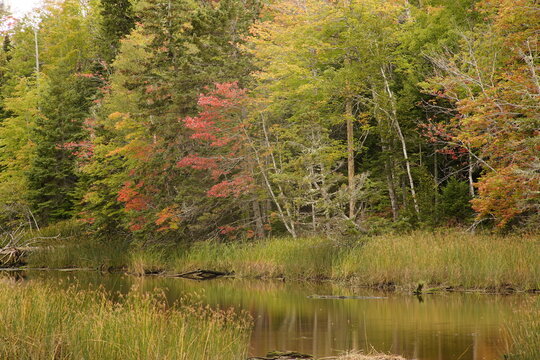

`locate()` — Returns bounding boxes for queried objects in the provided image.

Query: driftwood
[248,351,313,360]
[308,295,387,300]
[247,351,406,360]
[0,248,25,267]
[167,269,232,280]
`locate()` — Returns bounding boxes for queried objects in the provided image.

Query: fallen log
[168,269,232,280]
[247,351,313,360]
[308,295,387,300]
[247,351,406,360]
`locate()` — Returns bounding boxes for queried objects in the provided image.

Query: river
[4,270,531,360]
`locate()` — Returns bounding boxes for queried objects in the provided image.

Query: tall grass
[506,298,540,360]
[20,219,129,270]
[334,231,540,290]
[34,219,85,239]
[0,281,251,360]
[170,231,539,291]
[27,230,540,291]
[170,236,338,280]
[26,239,129,270]
[128,247,168,275]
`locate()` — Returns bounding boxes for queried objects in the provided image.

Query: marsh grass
[506,297,540,360]
[34,219,85,239]
[22,220,128,270]
[334,231,540,290]
[335,352,407,360]
[171,237,338,280]
[26,239,129,270]
[0,281,251,360]
[27,230,540,291]
[172,231,539,291]
[128,247,168,275]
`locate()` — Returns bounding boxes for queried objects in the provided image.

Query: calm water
[4,270,531,360]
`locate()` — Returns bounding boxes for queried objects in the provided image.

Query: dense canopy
[0,0,538,241]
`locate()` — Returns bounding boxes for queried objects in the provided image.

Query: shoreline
[3,266,539,295]
[4,229,539,295]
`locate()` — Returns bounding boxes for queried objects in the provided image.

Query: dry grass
[0,281,251,360]
[506,297,540,360]
[171,230,539,291]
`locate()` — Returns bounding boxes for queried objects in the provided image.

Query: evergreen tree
[25,0,101,223]
[80,0,260,239]
[99,0,136,62]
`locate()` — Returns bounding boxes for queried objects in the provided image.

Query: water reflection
[21,270,526,360]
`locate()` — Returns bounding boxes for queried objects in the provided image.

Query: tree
[24,0,101,222]
[80,0,260,240]
[99,0,136,62]
[426,0,540,228]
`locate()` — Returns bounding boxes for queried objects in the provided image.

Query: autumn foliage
[177,82,255,198]
[428,0,539,227]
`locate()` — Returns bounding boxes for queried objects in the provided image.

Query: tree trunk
[372,87,398,221]
[385,154,399,221]
[252,200,265,238]
[381,67,420,216]
[243,114,297,238]
[468,153,475,197]
[346,96,355,219]
[345,56,355,220]
[434,145,439,212]
[34,27,40,76]
[394,116,420,216]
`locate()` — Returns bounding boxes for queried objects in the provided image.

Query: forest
[0,0,537,240]
[0,0,538,359]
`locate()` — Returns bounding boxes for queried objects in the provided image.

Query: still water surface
[11,270,531,360]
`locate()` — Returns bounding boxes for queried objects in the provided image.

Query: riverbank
[22,230,540,293]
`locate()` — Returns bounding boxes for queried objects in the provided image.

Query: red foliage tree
[177,82,255,198]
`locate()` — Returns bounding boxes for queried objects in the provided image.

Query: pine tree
[25,0,101,223]
[99,0,136,62]
[80,0,260,238]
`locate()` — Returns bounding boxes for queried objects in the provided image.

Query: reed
[171,236,338,280]
[26,230,540,291]
[172,231,539,291]
[128,247,167,275]
[26,239,129,270]
[334,231,540,291]
[506,297,540,360]
[0,281,251,360]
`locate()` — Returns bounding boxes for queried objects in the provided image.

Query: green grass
[25,230,540,291]
[128,247,168,275]
[170,236,337,280]
[19,220,128,270]
[0,281,251,360]
[169,231,539,291]
[334,231,540,290]
[26,239,129,270]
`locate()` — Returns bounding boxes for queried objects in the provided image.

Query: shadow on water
[13,270,532,360]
